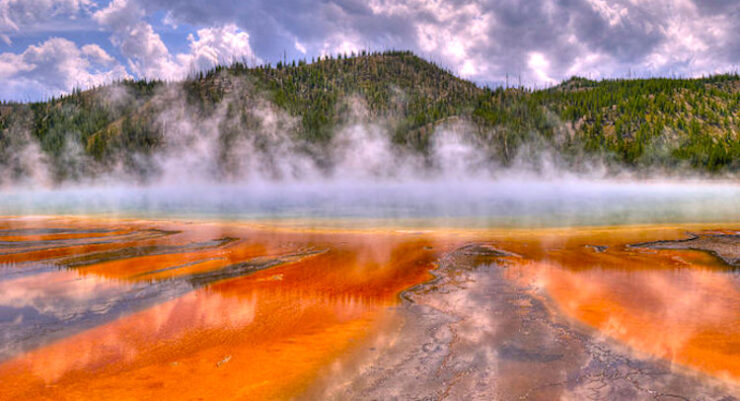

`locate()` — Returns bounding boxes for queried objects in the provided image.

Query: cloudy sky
[1,0,738,101]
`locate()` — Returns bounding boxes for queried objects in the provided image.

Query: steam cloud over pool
[1,178,738,227]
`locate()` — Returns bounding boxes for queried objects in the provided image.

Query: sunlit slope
[0,51,738,183]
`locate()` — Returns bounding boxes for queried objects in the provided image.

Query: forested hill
[0,50,739,183]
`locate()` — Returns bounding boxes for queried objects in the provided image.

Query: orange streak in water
[2,218,739,398]
[500,226,740,383]
[0,217,447,401]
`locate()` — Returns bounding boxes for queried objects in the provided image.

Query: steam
[140,83,497,184]
[0,74,739,226]
[0,74,595,187]
[0,113,50,187]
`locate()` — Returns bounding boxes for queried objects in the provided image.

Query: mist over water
[1,80,738,228]
[1,89,739,401]
[2,178,738,228]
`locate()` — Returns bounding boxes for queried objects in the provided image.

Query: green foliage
[0,51,738,182]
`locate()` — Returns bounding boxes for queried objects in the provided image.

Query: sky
[0,0,738,101]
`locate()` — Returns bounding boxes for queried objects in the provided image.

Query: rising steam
[0,74,738,226]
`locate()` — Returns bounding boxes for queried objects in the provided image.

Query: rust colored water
[0,217,453,400]
[492,225,740,384]
[0,217,738,399]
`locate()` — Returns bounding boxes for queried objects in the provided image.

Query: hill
[0,50,738,183]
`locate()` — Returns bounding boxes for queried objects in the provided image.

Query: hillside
[0,50,738,183]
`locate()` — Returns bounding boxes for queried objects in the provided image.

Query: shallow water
[0,188,738,399]
[496,226,740,384]
[0,217,451,400]
[2,179,739,227]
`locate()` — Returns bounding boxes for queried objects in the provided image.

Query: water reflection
[498,226,740,383]
[0,217,443,400]
[0,218,738,400]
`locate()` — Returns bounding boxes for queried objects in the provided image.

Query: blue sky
[1,0,739,101]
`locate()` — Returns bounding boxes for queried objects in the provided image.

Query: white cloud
[528,52,556,85]
[400,1,492,79]
[183,24,260,72]
[81,43,116,65]
[641,0,733,77]
[294,39,307,55]
[93,0,179,79]
[319,33,363,58]
[91,0,140,29]
[587,0,628,27]
[94,0,258,80]
[162,11,178,29]
[0,37,130,100]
